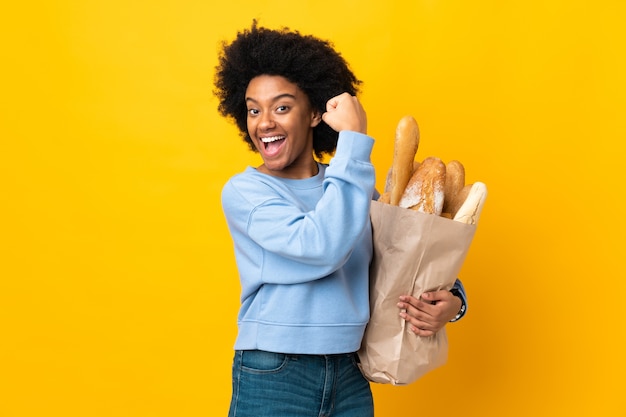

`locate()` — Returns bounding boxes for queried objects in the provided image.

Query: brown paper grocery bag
[358,200,477,385]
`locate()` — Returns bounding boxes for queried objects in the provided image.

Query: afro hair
[213,20,362,158]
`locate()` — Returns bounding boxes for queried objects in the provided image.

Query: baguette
[453,182,488,225]
[389,116,420,205]
[445,183,472,219]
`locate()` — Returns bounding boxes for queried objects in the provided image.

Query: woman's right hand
[321,92,367,134]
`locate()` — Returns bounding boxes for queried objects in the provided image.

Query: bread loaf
[442,160,465,216]
[399,156,446,215]
[389,116,420,205]
[445,183,472,219]
[453,182,488,225]
[379,115,486,225]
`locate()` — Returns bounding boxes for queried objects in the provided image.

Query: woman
[214,21,467,417]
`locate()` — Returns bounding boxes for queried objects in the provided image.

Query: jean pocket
[349,352,361,368]
[239,350,289,374]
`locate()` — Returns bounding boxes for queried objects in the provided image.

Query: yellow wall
[2,1,624,416]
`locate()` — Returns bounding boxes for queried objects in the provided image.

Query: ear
[311,111,322,127]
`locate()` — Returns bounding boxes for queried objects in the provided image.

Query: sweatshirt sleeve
[222,131,375,284]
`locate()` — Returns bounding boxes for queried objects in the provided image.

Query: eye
[276,105,289,113]
[248,108,259,116]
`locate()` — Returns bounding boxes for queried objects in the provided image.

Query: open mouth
[261,135,286,153]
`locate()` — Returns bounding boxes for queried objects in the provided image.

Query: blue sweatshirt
[221,131,376,354]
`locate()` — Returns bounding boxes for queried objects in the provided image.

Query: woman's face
[245,75,321,179]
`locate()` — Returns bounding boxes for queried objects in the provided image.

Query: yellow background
[2,1,625,416]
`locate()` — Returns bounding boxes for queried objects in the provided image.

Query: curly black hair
[213,20,362,158]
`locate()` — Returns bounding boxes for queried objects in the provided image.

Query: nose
[258,111,275,130]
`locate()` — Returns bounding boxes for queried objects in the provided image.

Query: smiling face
[245,75,322,179]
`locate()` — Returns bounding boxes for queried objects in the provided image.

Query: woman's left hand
[397,290,462,337]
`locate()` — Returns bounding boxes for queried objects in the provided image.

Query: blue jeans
[228,350,374,417]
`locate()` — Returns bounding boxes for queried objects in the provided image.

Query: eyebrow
[245,93,297,104]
